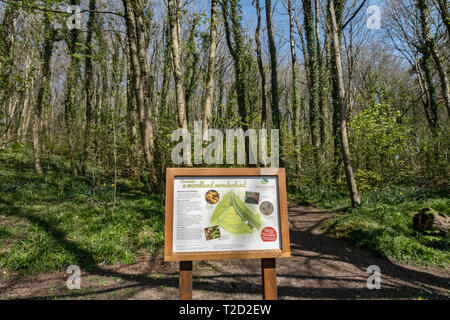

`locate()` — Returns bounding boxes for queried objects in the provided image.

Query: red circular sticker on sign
[261,227,277,242]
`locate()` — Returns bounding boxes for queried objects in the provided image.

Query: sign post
[179,261,193,300]
[164,168,290,300]
[261,258,277,300]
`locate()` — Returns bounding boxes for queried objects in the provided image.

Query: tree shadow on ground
[281,208,449,299]
[1,204,448,300]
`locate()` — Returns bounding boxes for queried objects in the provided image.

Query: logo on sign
[261,227,277,242]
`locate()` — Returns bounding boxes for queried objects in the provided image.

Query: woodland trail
[1,203,449,300]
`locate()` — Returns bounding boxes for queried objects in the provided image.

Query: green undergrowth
[290,185,450,268]
[0,150,164,274]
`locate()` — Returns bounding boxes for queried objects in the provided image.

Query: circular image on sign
[261,227,277,242]
[259,201,274,216]
[205,190,220,204]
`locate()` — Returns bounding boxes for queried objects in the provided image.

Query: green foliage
[289,184,350,209]
[0,151,165,274]
[155,111,179,179]
[290,184,450,268]
[11,142,25,153]
[412,128,450,183]
[318,186,450,268]
[347,101,450,188]
[349,103,412,190]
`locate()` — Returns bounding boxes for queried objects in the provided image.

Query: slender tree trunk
[265,0,284,168]
[123,0,159,183]
[255,0,267,129]
[222,0,250,164]
[294,14,310,83]
[328,0,361,207]
[429,40,450,121]
[437,0,450,40]
[64,0,83,176]
[0,4,18,116]
[328,1,344,181]
[417,0,439,133]
[302,0,320,158]
[225,0,248,130]
[202,0,219,142]
[161,20,171,114]
[217,59,226,122]
[81,0,96,175]
[315,0,327,146]
[32,14,54,175]
[168,0,188,131]
[132,0,159,182]
[18,78,32,142]
[184,19,201,126]
[287,0,302,172]
[265,0,281,131]
[126,46,138,170]
[415,59,433,127]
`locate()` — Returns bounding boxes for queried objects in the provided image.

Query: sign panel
[164,168,290,261]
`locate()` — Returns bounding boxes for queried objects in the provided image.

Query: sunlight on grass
[0,151,165,274]
[290,184,449,268]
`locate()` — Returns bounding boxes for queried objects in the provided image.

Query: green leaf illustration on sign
[211,191,263,234]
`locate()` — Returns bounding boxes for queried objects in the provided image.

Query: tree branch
[0,0,123,17]
[342,0,368,30]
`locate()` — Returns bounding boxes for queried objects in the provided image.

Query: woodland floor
[0,203,449,300]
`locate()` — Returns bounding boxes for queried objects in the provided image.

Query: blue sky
[229,0,386,64]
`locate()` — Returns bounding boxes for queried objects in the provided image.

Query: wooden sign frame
[164,168,291,262]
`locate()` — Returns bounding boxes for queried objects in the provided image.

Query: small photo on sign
[259,201,274,216]
[205,190,220,204]
[204,225,221,241]
[245,191,260,205]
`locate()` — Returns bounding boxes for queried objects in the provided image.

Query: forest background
[0,0,449,273]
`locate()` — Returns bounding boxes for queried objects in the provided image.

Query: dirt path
[1,204,449,300]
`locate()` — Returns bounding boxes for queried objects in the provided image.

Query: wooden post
[261,258,277,300]
[179,261,193,300]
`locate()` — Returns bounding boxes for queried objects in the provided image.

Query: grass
[0,150,165,274]
[1,147,448,274]
[291,185,450,268]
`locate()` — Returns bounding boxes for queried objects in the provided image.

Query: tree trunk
[315,0,327,147]
[417,0,439,133]
[64,0,83,176]
[265,0,281,131]
[255,0,267,129]
[222,0,250,164]
[265,0,283,167]
[430,40,450,121]
[287,0,302,172]
[81,0,96,175]
[184,19,201,126]
[0,3,18,117]
[123,0,159,183]
[294,14,310,84]
[32,13,54,175]
[437,0,450,40]
[302,0,320,158]
[327,1,344,181]
[414,58,435,134]
[161,20,171,114]
[132,0,159,182]
[223,0,247,130]
[126,46,138,171]
[328,0,361,207]
[202,0,219,142]
[168,0,188,131]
